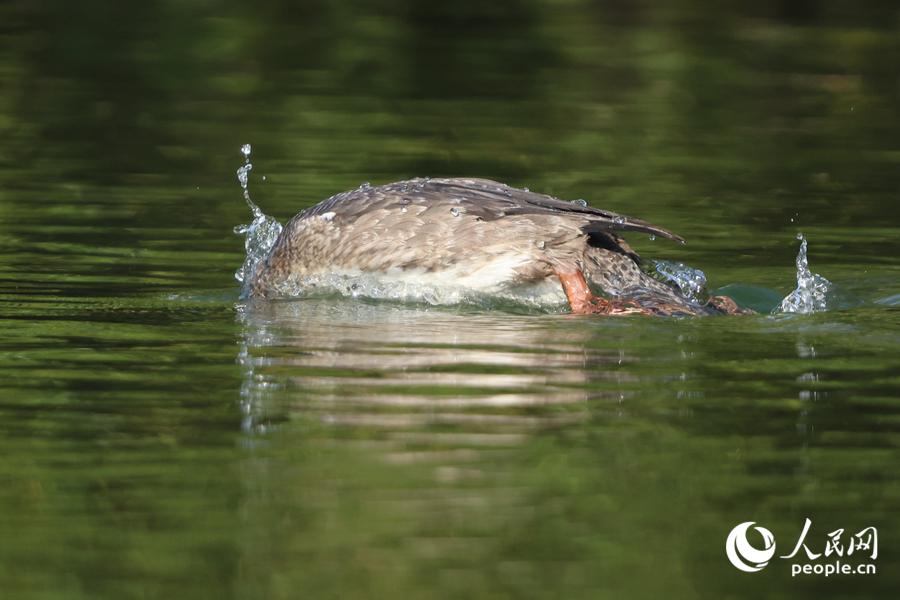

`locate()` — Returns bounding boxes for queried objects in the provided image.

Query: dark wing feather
[436,179,685,244]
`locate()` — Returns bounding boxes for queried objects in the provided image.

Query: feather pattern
[243,177,741,315]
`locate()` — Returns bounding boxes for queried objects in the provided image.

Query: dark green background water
[1,1,899,598]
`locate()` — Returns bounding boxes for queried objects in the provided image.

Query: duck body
[243,178,743,315]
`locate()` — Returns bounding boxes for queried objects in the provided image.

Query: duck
[242,177,748,315]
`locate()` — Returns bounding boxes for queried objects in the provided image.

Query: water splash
[775,233,830,314]
[233,144,283,291]
[649,260,710,304]
[264,271,568,310]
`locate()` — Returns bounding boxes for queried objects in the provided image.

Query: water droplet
[613,216,627,225]
[523,187,530,192]
[649,234,656,241]
[236,163,252,189]
[401,207,408,213]
[359,182,371,189]
[450,208,460,217]
[797,232,804,240]
[262,176,266,180]
[536,240,546,249]
[241,144,251,158]
[573,199,587,207]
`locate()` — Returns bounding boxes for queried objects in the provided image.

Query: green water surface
[1,2,899,599]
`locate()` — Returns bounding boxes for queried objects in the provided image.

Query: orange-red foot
[553,268,756,316]
[554,268,645,315]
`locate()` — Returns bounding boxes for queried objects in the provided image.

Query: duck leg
[554,268,722,316]
[554,268,644,315]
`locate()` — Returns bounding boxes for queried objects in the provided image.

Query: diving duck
[242,178,747,315]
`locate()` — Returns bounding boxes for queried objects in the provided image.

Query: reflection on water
[236,300,622,436]
[231,299,900,599]
[234,300,676,598]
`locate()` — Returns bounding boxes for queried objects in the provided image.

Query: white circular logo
[726,522,776,572]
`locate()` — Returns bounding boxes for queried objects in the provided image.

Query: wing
[435,178,685,244]
[298,177,685,244]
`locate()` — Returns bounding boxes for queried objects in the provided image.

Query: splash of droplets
[775,233,830,314]
[236,144,257,214]
[233,144,283,292]
[650,260,710,304]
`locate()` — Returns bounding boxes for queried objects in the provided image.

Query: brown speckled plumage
[244,178,744,315]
